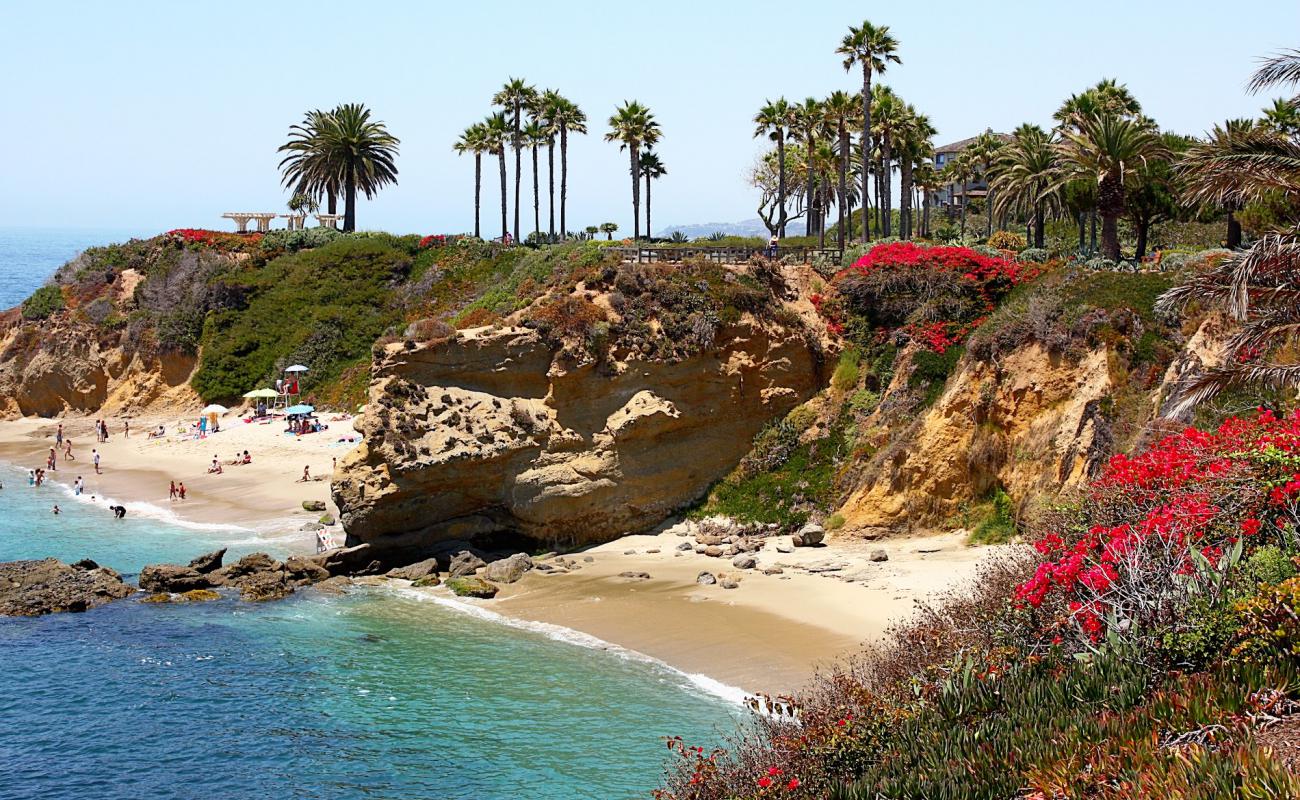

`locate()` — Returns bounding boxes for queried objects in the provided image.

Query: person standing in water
[92,449,101,475]
[177,482,187,500]
[169,481,177,501]
[74,476,83,496]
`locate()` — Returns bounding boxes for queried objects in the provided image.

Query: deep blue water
[0,232,738,799]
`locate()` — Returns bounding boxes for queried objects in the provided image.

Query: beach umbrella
[284,365,310,373]
[285,404,315,415]
[201,404,229,415]
[243,388,278,399]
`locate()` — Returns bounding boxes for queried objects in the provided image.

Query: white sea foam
[387,583,752,706]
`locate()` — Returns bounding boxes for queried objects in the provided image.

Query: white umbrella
[284,365,310,373]
[201,404,229,414]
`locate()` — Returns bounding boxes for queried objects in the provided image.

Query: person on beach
[110,504,126,519]
[208,456,223,474]
[169,481,177,501]
[28,469,35,487]
[47,448,57,471]
[92,449,101,475]
[177,482,186,500]
[74,476,83,496]
[241,450,251,465]
[35,469,44,487]
[298,465,312,482]
[56,424,63,446]
[52,505,60,515]
[101,420,109,442]
[123,420,129,438]
[63,439,74,460]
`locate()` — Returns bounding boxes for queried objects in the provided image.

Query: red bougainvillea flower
[787,777,801,790]
[758,776,773,788]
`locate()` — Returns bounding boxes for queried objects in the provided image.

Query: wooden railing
[607,245,843,265]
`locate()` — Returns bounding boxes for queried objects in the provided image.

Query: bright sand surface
[0,414,1006,695]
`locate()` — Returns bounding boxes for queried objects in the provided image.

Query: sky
[2,0,1299,236]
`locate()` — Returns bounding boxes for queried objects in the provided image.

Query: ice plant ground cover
[812,243,1042,350]
[655,409,1300,799]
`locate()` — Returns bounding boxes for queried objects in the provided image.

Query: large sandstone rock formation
[334,320,821,553]
[0,558,134,616]
[0,314,199,418]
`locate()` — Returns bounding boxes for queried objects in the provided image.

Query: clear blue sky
[2,0,1297,235]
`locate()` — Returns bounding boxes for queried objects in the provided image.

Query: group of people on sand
[92,418,122,443]
[207,450,252,474]
[168,481,187,501]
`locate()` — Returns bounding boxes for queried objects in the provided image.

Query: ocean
[0,230,739,799]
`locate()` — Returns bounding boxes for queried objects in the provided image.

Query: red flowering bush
[418,234,448,249]
[1017,409,1300,647]
[166,228,262,252]
[824,242,1039,352]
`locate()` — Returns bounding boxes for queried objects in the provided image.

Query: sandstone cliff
[0,314,199,419]
[334,317,823,552]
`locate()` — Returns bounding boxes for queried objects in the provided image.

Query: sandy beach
[0,412,1006,695]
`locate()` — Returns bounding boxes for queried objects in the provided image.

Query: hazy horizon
[4,0,1298,236]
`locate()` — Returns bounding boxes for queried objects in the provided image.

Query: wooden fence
[607,245,843,265]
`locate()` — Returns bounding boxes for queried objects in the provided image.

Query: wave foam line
[386,583,751,706]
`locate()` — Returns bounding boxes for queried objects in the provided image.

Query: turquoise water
[0,232,739,799]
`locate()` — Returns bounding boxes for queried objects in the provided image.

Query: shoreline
[0,414,1007,696]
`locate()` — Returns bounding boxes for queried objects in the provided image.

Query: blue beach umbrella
[285,404,315,415]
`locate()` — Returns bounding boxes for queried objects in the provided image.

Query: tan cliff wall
[836,314,1230,536]
[333,319,823,552]
[0,316,200,418]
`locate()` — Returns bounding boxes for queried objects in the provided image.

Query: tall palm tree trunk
[959,180,969,238]
[645,173,652,239]
[498,149,508,241]
[513,103,522,242]
[630,148,641,240]
[327,190,337,216]
[1227,210,1242,249]
[881,138,893,238]
[344,164,357,232]
[837,128,849,250]
[860,65,872,244]
[804,132,815,237]
[547,140,556,240]
[1033,205,1044,249]
[776,132,788,237]
[473,154,482,239]
[922,190,930,237]
[560,128,569,238]
[900,160,913,240]
[532,144,540,241]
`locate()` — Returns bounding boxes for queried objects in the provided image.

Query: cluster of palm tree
[753,20,938,249]
[278,103,400,232]
[1157,49,1300,411]
[454,81,587,243]
[605,101,664,240]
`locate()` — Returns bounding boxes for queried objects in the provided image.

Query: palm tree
[870,86,905,237]
[913,162,942,238]
[453,122,489,238]
[1262,98,1300,137]
[548,95,587,238]
[944,153,977,240]
[895,105,935,240]
[1054,112,1165,261]
[599,222,619,240]
[493,78,537,243]
[969,130,1007,237]
[523,120,547,242]
[539,89,563,240]
[639,150,667,239]
[792,98,824,237]
[820,91,859,249]
[278,109,342,216]
[605,101,661,240]
[483,112,512,241]
[838,20,901,245]
[1179,118,1260,249]
[279,103,399,232]
[754,98,794,237]
[990,124,1061,248]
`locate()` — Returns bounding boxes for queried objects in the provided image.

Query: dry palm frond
[1222,305,1300,359]
[1156,231,1300,320]
[1248,49,1300,96]
[1167,362,1300,417]
[1177,129,1300,207]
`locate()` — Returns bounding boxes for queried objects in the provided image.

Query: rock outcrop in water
[333,317,822,555]
[0,558,134,616]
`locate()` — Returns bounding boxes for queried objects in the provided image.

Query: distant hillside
[655,218,770,239]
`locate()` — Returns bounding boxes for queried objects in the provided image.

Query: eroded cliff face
[837,315,1230,535]
[0,316,199,418]
[334,320,822,552]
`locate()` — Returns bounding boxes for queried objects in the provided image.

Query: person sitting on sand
[147,425,164,440]
[298,465,312,483]
[208,456,223,474]
[242,450,251,465]
[169,480,177,501]
[177,482,186,500]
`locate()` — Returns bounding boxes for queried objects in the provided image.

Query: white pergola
[280,213,308,230]
[222,212,279,233]
[314,213,343,229]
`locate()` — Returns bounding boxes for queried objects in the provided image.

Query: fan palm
[538,89,562,239]
[1262,98,1300,137]
[493,78,537,242]
[913,162,942,238]
[990,124,1061,248]
[605,101,661,240]
[639,150,667,240]
[482,112,512,241]
[1054,112,1165,261]
[822,91,860,248]
[599,222,618,240]
[792,98,824,237]
[754,98,795,237]
[838,20,901,244]
[969,130,1007,237]
[453,122,490,238]
[870,86,905,237]
[895,106,935,240]
[547,95,587,237]
[523,120,547,241]
[278,109,342,217]
[944,152,977,240]
[1158,49,1300,413]
[1179,118,1266,249]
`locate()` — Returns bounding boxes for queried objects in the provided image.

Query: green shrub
[1016,247,1050,263]
[831,347,861,391]
[21,285,65,320]
[909,346,964,405]
[968,488,1016,545]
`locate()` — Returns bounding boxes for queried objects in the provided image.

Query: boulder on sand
[445,576,499,599]
[448,551,487,578]
[696,571,717,586]
[731,554,757,570]
[482,553,534,584]
[302,500,327,512]
[0,558,134,616]
[386,558,441,581]
[869,549,889,562]
[792,524,825,547]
